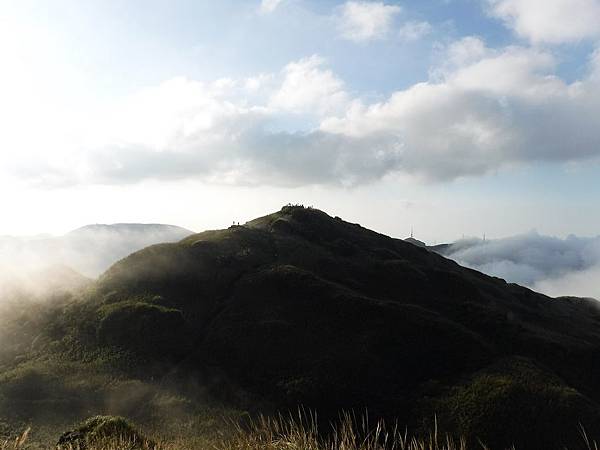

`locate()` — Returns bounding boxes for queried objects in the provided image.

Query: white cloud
[11,57,392,188]
[259,0,283,14]
[445,36,489,68]
[337,1,402,42]
[487,0,600,44]
[441,231,600,299]
[398,21,432,41]
[245,73,275,91]
[6,36,600,189]
[321,37,600,180]
[269,55,349,115]
[534,266,600,299]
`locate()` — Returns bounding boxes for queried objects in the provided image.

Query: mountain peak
[7,207,600,449]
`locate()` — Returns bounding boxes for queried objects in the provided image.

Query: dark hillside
[5,206,600,449]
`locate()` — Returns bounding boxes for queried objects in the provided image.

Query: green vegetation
[97,301,187,357]
[57,416,151,449]
[430,357,600,449]
[3,206,600,449]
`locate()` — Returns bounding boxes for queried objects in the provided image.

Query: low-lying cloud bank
[440,231,600,299]
[0,223,193,281]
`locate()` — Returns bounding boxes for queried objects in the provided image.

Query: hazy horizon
[2,211,600,299]
[2,0,600,245]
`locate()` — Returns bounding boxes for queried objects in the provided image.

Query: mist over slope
[433,231,600,299]
[21,206,600,448]
[0,223,193,278]
[4,206,600,449]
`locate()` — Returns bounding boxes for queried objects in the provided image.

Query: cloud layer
[336,1,402,42]
[4,3,600,189]
[323,38,600,180]
[441,231,600,299]
[397,21,432,42]
[487,0,600,44]
[259,0,284,14]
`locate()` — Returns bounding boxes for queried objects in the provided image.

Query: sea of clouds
[441,231,600,299]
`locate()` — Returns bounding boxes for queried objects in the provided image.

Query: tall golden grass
[0,428,29,450]
[218,412,470,450]
[1,415,598,450]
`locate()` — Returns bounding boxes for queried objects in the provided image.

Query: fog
[0,223,193,280]
[0,222,204,438]
[0,223,192,372]
[441,231,600,299]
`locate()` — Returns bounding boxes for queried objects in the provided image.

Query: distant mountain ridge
[67,223,190,236]
[0,223,194,278]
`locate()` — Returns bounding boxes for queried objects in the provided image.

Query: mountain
[0,223,194,278]
[3,206,600,449]
[404,236,427,247]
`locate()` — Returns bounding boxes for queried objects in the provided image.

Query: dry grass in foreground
[217,412,470,450]
[1,413,599,450]
[1,418,470,450]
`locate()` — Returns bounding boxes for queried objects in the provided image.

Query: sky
[2,0,600,244]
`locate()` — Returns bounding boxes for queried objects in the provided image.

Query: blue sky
[2,0,600,243]
[4,0,515,94]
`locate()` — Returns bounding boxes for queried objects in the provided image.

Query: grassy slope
[3,206,600,448]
